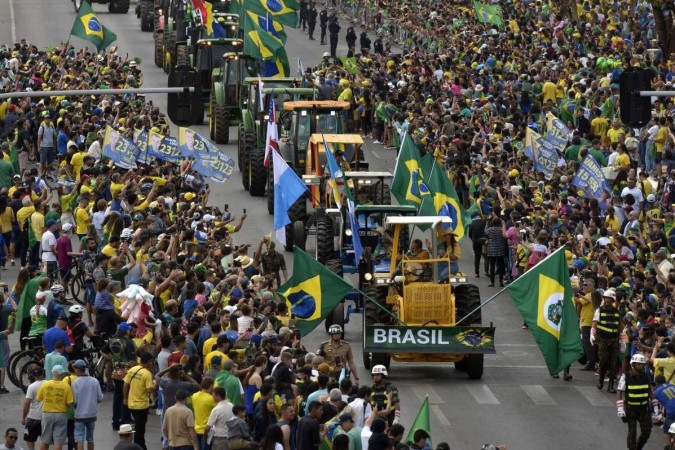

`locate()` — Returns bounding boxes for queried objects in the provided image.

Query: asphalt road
[0,1,663,449]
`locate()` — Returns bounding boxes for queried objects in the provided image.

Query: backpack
[526,250,546,271]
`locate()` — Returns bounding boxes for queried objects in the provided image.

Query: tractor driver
[317,324,360,384]
[425,227,461,280]
[404,239,432,281]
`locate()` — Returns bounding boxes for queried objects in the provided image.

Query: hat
[602,289,617,300]
[560,175,568,183]
[528,180,538,189]
[117,322,132,333]
[184,192,196,201]
[118,424,135,435]
[72,359,87,369]
[12,174,19,180]
[339,414,354,424]
[203,214,215,222]
[133,213,144,221]
[211,355,223,367]
[46,219,58,228]
[474,84,483,92]
[223,305,237,314]
[231,288,243,298]
[56,315,68,322]
[62,223,73,232]
[647,194,656,203]
[51,365,68,374]
[235,255,253,269]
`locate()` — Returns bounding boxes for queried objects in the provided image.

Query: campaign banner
[191,151,216,179]
[135,130,149,163]
[571,155,611,199]
[526,128,556,179]
[206,151,236,182]
[102,126,138,169]
[147,130,183,165]
[178,127,216,159]
[546,112,571,150]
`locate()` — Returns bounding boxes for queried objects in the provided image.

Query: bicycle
[46,261,87,305]
[8,337,45,392]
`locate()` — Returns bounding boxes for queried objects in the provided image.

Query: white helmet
[669,422,675,434]
[328,324,343,335]
[50,284,65,294]
[121,228,134,240]
[69,305,85,315]
[371,365,388,377]
[631,353,646,365]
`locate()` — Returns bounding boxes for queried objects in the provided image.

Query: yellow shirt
[31,212,45,242]
[70,152,87,180]
[37,379,74,413]
[101,244,118,258]
[191,391,216,434]
[607,128,624,144]
[75,206,91,235]
[136,249,149,267]
[575,294,594,327]
[605,215,620,233]
[123,366,154,410]
[337,87,353,103]
[542,81,557,104]
[17,205,35,230]
[133,200,150,212]
[80,185,93,196]
[655,357,675,382]
[110,182,125,198]
[204,350,229,371]
[59,189,77,213]
[591,117,609,138]
[655,126,669,153]
[0,207,14,233]
[614,153,630,169]
[202,336,219,357]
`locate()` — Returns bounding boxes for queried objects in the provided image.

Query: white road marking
[431,405,451,426]
[521,385,557,405]
[9,0,16,43]
[412,384,441,404]
[466,385,500,405]
[484,364,548,369]
[575,386,613,407]
[371,150,382,159]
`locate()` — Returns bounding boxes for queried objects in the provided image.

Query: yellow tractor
[362,216,495,379]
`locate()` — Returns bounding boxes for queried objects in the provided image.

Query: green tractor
[137,0,155,31]
[238,77,318,196]
[208,53,259,145]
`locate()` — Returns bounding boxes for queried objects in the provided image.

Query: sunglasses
[7,436,17,439]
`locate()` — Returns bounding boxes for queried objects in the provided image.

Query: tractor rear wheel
[316,216,334,263]
[292,221,306,252]
[324,259,345,334]
[214,103,229,144]
[363,285,391,370]
[140,2,152,30]
[175,44,189,67]
[454,283,484,379]
[248,148,267,196]
[240,131,255,190]
[117,0,130,12]
[154,31,164,67]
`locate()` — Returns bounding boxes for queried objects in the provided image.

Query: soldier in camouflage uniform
[255,238,287,286]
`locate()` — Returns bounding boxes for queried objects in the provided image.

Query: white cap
[602,289,616,300]
[62,223,73,232]
[647,194,656,202]
[202,214,215,222]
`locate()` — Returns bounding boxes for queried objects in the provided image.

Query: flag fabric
[278,247,352,335]
[340,56,361,75]
[571,155,611,199]
[242,11,284,60]
[506,247,584,375]
[391,134,429,206]
[546,112,571,150]
[204,1,214,36]
[405,396,431,443]
[346,191,363,264]
[260,48,290,77]
[251,11,288,43]
[419,158,470,239]
[322,134,343,206]
[70,1,117,52]
[473,0,503,26]
[525,128,556,179]
[191,0,209,27]
[240,0,300,28]
[264,97,278,168]
[273,151,307,245]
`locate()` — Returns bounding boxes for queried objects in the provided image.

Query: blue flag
[571,155,611,199]
[273,150,307,245]
[347,195,363,263]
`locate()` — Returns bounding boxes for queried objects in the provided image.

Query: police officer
[617,353,653,450]
[370,365,400,426]
[307,3,318,41]
[299,0,308,31]
[319,9,328,45]
[328,15,341,58]
[593,288,620,393]
[317,324,360,383]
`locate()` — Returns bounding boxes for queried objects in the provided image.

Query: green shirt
[15,274,45,331]
[334,426,363,450]
[29,304,47,336]
[564,144,582,162]
[214,370,242,406]
[588,148,608,166]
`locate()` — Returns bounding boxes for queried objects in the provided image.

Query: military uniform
[595,305,620,389]
[317,339,353,375]
[260,250,286,285]
[370,381,399,425]
[619,370,653,450]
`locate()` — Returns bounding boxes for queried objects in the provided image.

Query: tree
[650,0,675,58]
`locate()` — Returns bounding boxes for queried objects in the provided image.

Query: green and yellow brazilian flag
[278,248,353,336]
[506,247,584,375]
[70,1,117,52]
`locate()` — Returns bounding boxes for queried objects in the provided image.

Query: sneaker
[522,324,528,329]
[373,140,381,144]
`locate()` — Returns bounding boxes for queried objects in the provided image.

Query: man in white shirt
[348,386,373,429]
[41,219,59,280]
[22,366,45,450]
[620,177,643,209]
[205,387,233,450]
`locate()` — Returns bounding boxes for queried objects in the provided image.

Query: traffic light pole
[639,91,675,96]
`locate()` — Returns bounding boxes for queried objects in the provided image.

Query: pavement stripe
[521,385,557,406]
[466,385,500,405]
[412,384,442,404]
[431,405,451,426]
[575,386,614,407]
[371,150,382,159]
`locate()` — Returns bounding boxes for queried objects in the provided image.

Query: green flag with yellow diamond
[278,247,353,336]
[70,1,117,52]
[506,246,583,375]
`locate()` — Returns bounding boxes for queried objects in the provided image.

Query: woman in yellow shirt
[0,196,14,267]
[74,196,91,238]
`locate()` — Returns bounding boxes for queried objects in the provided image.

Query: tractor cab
[279,101,350,171]
[213,12,240,37]
[195,38,242,102]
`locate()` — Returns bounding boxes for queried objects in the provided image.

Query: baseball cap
[51,365,68,374]
[117,322,132,333]
[72,359,87,369]
[338,414,354,424]
[46,219,58,228]
[62,223,73,232]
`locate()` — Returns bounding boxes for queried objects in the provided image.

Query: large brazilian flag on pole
[70,1,117,52]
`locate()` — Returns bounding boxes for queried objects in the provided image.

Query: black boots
[607,379,617,394]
